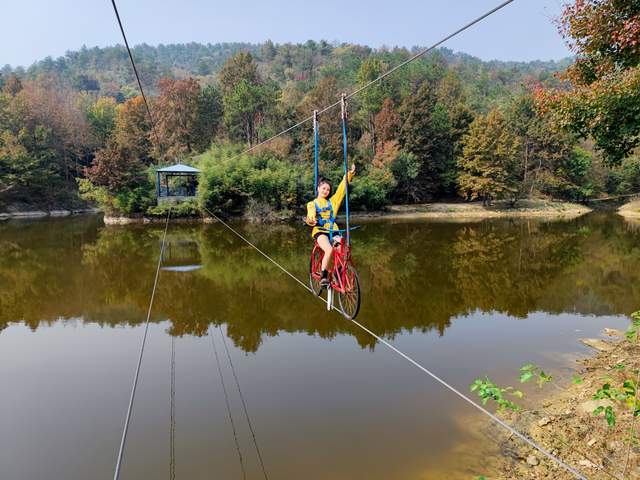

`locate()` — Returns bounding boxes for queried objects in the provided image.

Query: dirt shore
[489,327,639,480]
[101,199,591,225]
[619,201,640,220]
[0,207,101,220]
[352,199,591,222]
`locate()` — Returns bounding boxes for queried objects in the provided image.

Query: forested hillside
[2,41,570,109]
[1,13,638,218]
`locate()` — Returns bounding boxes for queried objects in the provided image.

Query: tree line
[1,0,638,216]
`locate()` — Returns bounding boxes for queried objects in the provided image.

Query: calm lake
[1,212,637,479]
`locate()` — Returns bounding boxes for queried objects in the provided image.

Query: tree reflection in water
[1,213,640,352]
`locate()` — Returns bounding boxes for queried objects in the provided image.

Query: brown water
[0,213,637,479]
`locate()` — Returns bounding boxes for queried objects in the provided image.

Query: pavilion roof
[156,163,201,174]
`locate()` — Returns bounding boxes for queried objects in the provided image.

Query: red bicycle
[309,231,361,319]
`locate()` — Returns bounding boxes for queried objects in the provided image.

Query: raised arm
[330,165,355,212]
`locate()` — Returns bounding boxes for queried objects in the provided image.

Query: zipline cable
[208,326,248,480]
[109,0,162,148]
[113,208,171,480]
[218,325,270,480]
[232,0,517,160]
[200,205,588,480]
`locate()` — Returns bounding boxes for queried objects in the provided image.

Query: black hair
[317,177,332,188]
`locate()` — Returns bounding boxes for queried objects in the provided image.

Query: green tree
[193,84,223,152]
[457,109,521,204]
[505,93,579,199]
[85,96,117,145]
[357,57,391,155]
[219,52,260,96]
[399,82,455,200]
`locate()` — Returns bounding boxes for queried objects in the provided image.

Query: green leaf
[572,375,583,385]
[519,371,534,383]
[605,406,616,427]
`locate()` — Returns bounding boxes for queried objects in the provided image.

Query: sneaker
[320,270,329,287]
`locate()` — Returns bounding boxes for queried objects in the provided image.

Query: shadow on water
[1,212,640,352]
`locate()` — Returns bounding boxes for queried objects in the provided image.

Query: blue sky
[2,0,571,68]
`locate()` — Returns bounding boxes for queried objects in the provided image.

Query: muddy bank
[619,200,640,219]
[103,215,215,225]
[0,207,101,220]
[488,327,639,479]
[353,200,591,221]
[103,199,590,225]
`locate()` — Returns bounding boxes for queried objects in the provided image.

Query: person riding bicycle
[306,164,356,287]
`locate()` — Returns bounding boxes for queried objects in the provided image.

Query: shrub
[147,198,200,217]
[197,143,311,216]
[349,165,396,210]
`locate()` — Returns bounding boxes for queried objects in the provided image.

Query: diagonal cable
[208,326,247,480]
[218,325,269,480]
[201,205,589,480]
[223,0,517,161]
[109,0,162,149]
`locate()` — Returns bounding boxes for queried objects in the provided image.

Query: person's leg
[317,234,333,273]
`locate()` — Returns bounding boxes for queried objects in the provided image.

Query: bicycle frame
[310,237,356,294]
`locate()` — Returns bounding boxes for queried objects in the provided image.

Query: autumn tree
[0,91,57,200]
[457,109,521,205]
[113,96,152,162]
[153,77,221,158]
[374,98,401,144]
[298,76,343,159]
[19,77,93,180]
[537,0,640,164]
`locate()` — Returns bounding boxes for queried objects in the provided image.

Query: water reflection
[1,213,639,352]
[161,236,203,272]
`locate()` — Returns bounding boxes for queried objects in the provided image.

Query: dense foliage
[536,0,640,165]
[0,16,638,215]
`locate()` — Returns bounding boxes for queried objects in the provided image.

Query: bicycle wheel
[309,247,324,296]
[337,263,361,319]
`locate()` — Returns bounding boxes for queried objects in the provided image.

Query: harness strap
[314,200,335,242]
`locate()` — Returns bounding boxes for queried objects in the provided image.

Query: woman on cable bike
[305,164,356,286]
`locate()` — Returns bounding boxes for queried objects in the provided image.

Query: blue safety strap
[341,95,351,246]
[313,111,319,197]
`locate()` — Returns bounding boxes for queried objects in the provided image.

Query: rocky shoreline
[619,200,640,220]
[0,207,101,220]
[490,327,639,479]
[101,199,592,225]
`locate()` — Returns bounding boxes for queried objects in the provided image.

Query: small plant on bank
[470,377,523,412]
[592,378,640,427]
[519,364,552,388]
[625,310,640,341]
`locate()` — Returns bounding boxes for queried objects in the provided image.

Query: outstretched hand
[350,164,356,175]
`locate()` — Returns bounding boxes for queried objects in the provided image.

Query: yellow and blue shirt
[306,171,354,238]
